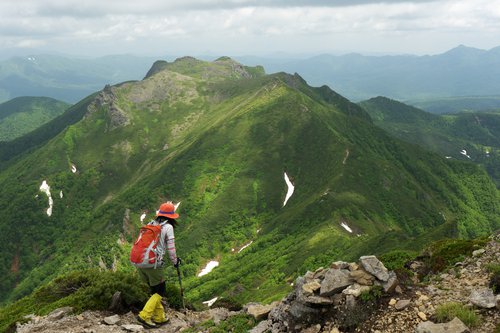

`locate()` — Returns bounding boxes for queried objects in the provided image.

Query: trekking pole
[176,265,186,312]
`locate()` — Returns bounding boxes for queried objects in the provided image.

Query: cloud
[1,0,500,55]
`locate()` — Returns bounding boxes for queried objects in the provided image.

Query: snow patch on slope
[202,297,218,307]
[341,222,353,233]
[238,241,253,253]
[198,261,219,277]
[283,172,295,207]
[39,180,53,216]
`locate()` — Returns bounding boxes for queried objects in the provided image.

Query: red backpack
[130,223,163,268]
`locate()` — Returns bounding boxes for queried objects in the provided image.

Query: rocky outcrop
[86,84,130,131]
[249,255,398,333]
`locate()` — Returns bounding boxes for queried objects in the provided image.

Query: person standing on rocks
[130,202,182,328]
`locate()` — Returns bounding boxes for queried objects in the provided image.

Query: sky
[2,0,500,58]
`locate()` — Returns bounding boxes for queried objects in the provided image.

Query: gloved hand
[174,257,182,268]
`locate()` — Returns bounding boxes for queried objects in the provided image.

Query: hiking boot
[137,315,157,328]
[153,317,170,326]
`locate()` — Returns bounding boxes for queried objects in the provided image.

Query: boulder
[330,261,350,269]
[470,288,497,308]
[320,269,352,296]
[249,320,271,333]
[245,302,277,320]
[380,271,399,293]
[349,269,375,286]
[415,317,470,333]
[342,283,371,297]
[359,256,390,281]
[395,299,411,310]
[288,301,320,321]
[302,295,334,306]
[472,249,485,257]
[302,280,322,295]
[122,324,145,332]
[47,307,73,320]
[103,314,121,325]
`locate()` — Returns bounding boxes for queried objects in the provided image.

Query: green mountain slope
[359,96,500,186]
[0,58,498,307]
[0,97,70,141]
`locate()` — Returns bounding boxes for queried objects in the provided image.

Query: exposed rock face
[469,288,497,308]
[86,84,130,131]
[320,269,352,296]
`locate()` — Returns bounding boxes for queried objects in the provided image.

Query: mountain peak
[143,56,265,81]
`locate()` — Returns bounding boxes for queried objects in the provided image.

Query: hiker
[130,201,182,328]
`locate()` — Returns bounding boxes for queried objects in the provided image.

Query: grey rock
[122,324,144,332]
[302,280,321,295]
[319,269,352,296]
[349,269,375,286]
[47,307,73,320]
[208,307,230,324]
[249,320,271,333]
[342,283,371,297]
[245,302,278,321]
[330,261,350,269]
[415,317,470,333]
[288,301,319,321]
[395,299,411,310]
[103,314,121,325]
[360,255,390,281]
[470,288,497,308]
[302,295,334,305]
[345,295,357,310]
[472,248,485,257]
[381,271,399,293]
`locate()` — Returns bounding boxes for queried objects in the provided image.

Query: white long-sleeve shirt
[155,221,177,265]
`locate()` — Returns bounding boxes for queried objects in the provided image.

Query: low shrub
[380,250,417,270]
[0,269,149,332]
[435,302,480,327]
[486,263,500,294]
[424,238,488,273]
[182,314,256,333]
[359,285,383,303]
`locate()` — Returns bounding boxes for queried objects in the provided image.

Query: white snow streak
[174,202,181,210]
[71,164,77,173]
[140,213,146,222]
[460,149,471,159]
[59,191,63,198]
[202,297,218,307]
[39,180,53,217]
[198,261,219,277]
[238,241,253,253]
[283,172,295,207]
[341,222,353,233]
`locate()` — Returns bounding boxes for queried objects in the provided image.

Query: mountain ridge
[0,57,497,312]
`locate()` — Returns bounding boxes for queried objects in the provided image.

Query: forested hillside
[0,97,70,141]
[359,96,500,186]
[0,58,497,310]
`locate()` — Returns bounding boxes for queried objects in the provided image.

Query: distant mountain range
[0,57,497,309]
[0,54,157,103]
[235,45,500,108]
[2,46,500,113]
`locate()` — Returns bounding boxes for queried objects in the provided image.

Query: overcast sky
[2,0,500,57]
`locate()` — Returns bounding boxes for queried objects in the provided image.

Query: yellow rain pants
[138,293,166,322]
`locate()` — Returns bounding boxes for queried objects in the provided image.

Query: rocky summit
[15,233,500,332]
